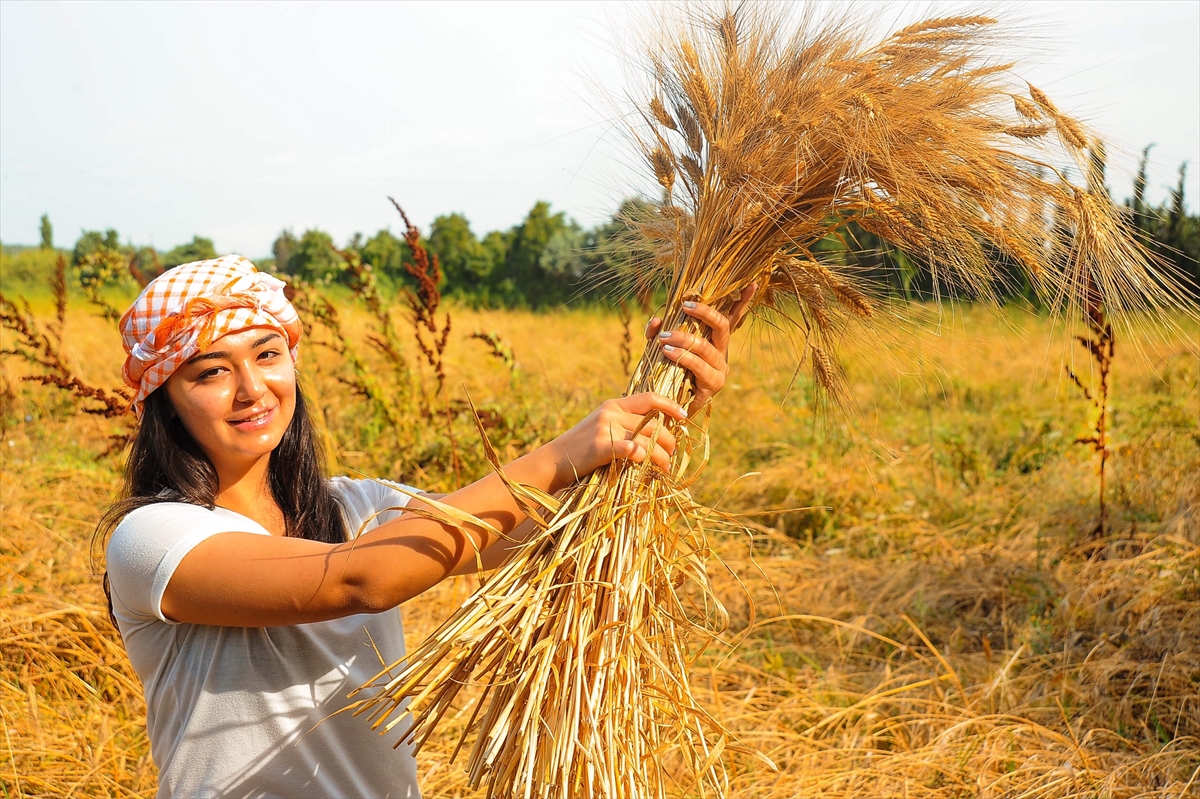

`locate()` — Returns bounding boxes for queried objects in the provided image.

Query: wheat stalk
[351,7,1192,798]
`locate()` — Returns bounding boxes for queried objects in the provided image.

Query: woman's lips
[227,406,277,430]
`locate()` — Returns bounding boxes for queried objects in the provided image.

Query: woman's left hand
[645,283,757,415]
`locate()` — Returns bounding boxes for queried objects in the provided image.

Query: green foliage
[494,201,584,307]
[39,214,53,250]
[129,247,163,284]
[72,229,125,267]
[293,230,340,282]
[360,228,409,283]
[1126,155,1199,294]
[475,230,514,306]
[34,148,1196,309]
[539,225,587,284]
[160,236,217,269]
[429,213,490,296]
[71,230,132,317]
[815,220,932,299]
[272,230,298,275]
[272,229,342,284]
[1131,144,1153,220]
[0,246,63,289]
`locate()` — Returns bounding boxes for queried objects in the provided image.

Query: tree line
[25,150,1200,307]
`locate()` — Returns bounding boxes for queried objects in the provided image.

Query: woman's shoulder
[328,476,422,537]
[113,499,222,532]
[108,499,270,557]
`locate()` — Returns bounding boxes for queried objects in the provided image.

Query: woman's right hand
[542,392,688,490]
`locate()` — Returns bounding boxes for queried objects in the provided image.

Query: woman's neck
[214,456,286,536]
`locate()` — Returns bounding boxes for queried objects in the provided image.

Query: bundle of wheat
[351,7,1190,798]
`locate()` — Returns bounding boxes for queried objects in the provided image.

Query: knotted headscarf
[120,255,302,417]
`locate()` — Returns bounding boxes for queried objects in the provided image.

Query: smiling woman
[94,255,751,797]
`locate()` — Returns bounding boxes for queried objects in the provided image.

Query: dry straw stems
[351,6,1192,798]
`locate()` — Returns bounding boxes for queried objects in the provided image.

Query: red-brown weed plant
[331,244,407,371]
[0,255,132,422]
[1065,290,1115,543]
[389,196,451,398]
[288,278,404,430]
[617,299,635,375]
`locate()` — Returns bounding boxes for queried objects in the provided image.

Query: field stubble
[1,291,1197,797]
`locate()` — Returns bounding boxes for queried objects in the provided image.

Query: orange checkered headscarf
[120,255,301,417]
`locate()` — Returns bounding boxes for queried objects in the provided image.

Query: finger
[629,433,674,471]
[661,346,723,396]
[617,391,688,421]
[615,439,645,463]
[615,435,672,471]
[644,317,662,340]
[657,329,725,373]
[729,283,757,333]
[626,416,677,455]
[647,439,673,471]
[680,301,732,353]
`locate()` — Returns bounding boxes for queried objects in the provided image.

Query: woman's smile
[228,405,278,429]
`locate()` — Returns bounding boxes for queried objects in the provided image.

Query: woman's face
[164,327,296,474]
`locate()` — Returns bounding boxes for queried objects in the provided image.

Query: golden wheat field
[1,278,1198,797]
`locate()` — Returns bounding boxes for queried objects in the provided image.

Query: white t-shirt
[107,476,422,799]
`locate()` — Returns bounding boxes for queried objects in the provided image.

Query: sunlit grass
[1,293,1196,796]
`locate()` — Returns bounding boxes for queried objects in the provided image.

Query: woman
[101,255,752,798]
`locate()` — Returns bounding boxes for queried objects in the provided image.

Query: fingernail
[663,344,677,353]
[658,330,672,339]
[683,301,697,309]
[679,406,688,418]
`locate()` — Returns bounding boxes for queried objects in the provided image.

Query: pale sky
[1,1,1197,258]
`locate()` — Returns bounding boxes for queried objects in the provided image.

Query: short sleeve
[330,476,424,538]
[107,503,270,624]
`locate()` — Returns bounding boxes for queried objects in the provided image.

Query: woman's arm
[161,392,685,626]
[446,515,539,576]
[160,292,755,627]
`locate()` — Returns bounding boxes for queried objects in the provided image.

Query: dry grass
[2,292,1196,797]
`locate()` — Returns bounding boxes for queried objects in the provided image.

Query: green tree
[428,213,490,296]
[568,198,665,306]
[477,230,513,305]
[361,228,407,281]
[39,214,53,250]
[1166,161,1187,245]
[161,236,217,269]
[1162,162,1199,290]
[499,201,579,307]
[130,247,163,284]
[1123,155,1200,295]
[1128,143,1154,232]
[272,230,299,275]
[539,224,587,292]
[72,229,124,266]
[287,229,340,283]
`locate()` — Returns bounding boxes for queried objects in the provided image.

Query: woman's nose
[234,362,268,403]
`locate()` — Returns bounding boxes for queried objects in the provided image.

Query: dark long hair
[95,383,347,625]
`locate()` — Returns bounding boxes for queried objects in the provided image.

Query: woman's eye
[198,367,224,380]
[258,349,282,361]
